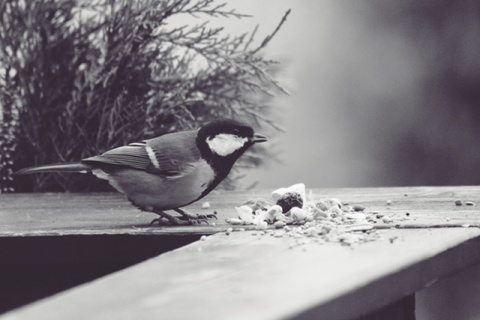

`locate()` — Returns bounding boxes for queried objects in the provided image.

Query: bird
[15,118,268,225]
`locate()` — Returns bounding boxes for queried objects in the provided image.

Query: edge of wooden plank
[2,228,480,320]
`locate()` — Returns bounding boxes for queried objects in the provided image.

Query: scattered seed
[353,205,366,212]
[305,226,319,237]
[274,221,286,229]
[228,187,408,247]
[324,198,342,209]
[276,192,304,213]
[315,200,330,211]
[291,207,308,222]
[226,218,245,225]
[382,215,393,223]
[465,201,475,206]
[256,221,268,230]
[455,200,463,206]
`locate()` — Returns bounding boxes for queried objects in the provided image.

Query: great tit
[15,118,268,225]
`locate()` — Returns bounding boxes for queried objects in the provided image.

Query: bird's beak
[252,133,268,143]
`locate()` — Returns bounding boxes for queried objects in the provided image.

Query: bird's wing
[144,130,200,176]
[81,130,199,177]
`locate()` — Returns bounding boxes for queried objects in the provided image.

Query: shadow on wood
[0,234,200,313]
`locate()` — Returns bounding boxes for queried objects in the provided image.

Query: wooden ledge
[1,186,480,319]
[1,228,480,320]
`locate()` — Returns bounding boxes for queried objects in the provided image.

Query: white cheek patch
[207,134,249,156]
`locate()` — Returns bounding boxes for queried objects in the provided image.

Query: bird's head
[196,119,268,165]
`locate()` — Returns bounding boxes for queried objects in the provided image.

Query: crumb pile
[225,183,395,245]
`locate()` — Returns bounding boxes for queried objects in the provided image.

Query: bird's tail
[14,162,93,175]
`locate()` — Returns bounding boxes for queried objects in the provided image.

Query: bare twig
[250,8,291,55]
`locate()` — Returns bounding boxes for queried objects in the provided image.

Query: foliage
[0,0,289,192]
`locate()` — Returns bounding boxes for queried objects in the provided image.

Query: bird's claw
[176,208,217,223]
[149,216,210,226]
[150,217,202,226]
[177,216,211,225]
[149,217,169,226]
[192,218,210,225]
[149,209,217,226]
[181,212,218,221]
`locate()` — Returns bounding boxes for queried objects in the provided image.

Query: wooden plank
[1,227,479,320]
[1,186,480,236]
[2,186,480,319]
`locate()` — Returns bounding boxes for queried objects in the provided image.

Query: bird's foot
[149,215,203,226]
[149,209,214,226]
[149,217,169,226]
[174,208,217,222]
[148,209,191,226]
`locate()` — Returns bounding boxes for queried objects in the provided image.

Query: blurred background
[3,0,480,191]
[230,0,480,189]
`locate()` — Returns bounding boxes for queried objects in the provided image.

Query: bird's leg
[174,208,217,222]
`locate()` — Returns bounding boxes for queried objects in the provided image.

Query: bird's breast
[105,159,216,210]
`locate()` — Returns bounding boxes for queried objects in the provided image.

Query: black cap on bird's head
[196,118,268,165]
